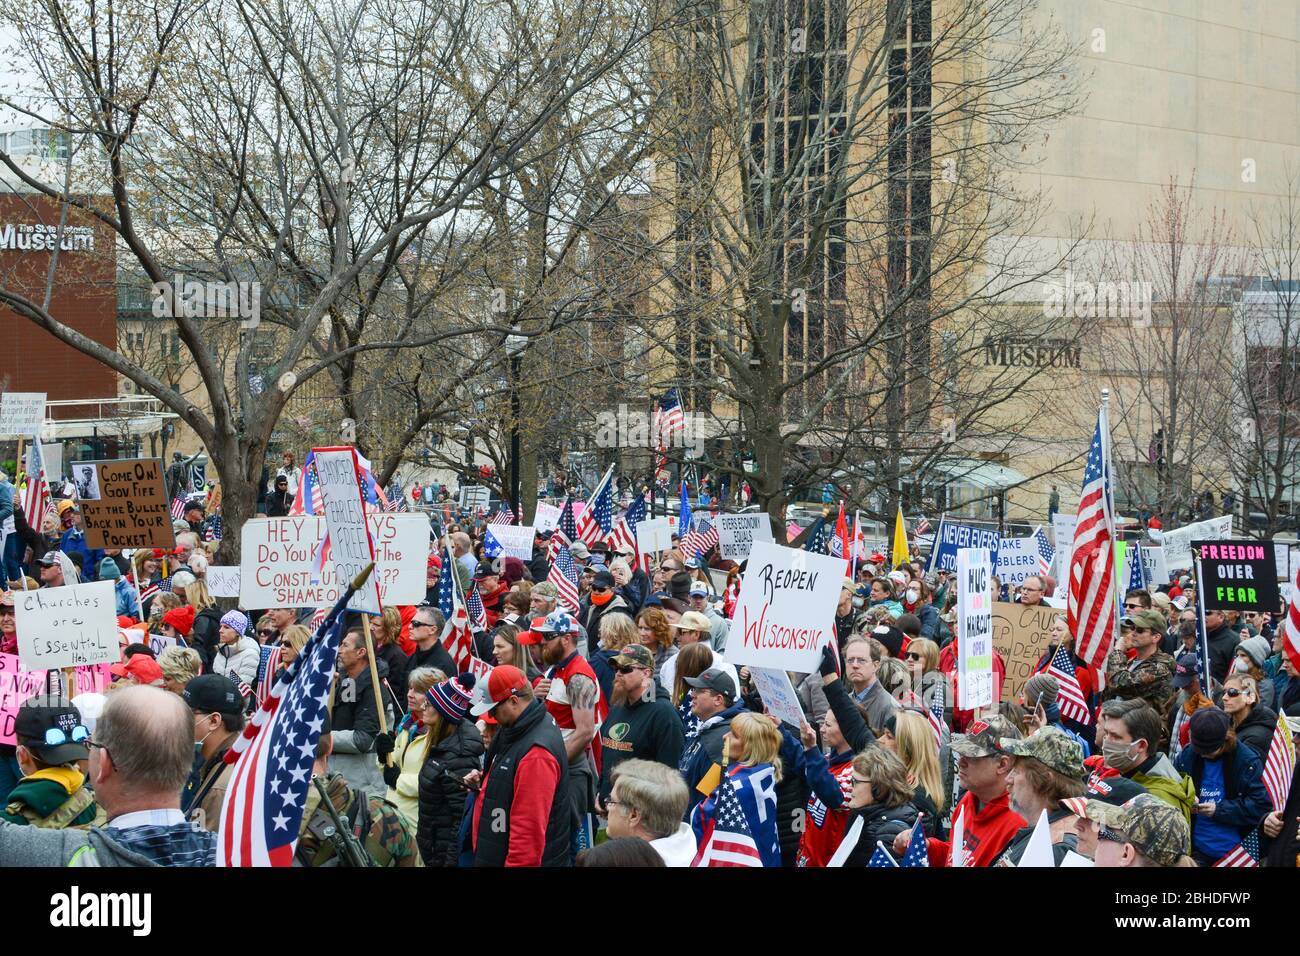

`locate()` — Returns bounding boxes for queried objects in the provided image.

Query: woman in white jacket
[212,610,262,688]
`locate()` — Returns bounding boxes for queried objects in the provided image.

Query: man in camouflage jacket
[1104,609,1176,718]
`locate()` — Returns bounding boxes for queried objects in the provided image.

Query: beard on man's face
[541,639,566,666]
[611,684,629,707]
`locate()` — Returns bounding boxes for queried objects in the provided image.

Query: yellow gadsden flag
[892,502,910,566]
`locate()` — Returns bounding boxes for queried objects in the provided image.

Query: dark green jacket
[2,771,98,828]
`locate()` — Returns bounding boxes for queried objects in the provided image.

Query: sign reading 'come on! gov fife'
[727,541,844,673]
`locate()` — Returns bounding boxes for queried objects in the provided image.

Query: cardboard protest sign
[206,565,241,598]
[748,666,805,728]
[956,548,994,710]
[0,391,45,436]
[1273,542,1294,582]
[487,524,535,560]
[996,531,1045,588]
[76,458,175,549]
[1193,540,1281,612]
[240,513,429,609]
[716,513,774,562]
[728,541,843,672]
[534,502,562,532]
[636,517,673,554]
[990,600,1059,703]
[13,581,119,670]
[313,447,382,615]
[1159,515,1233,569]
[927,518,999,574]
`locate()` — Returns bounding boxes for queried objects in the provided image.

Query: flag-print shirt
[796,747,856,867]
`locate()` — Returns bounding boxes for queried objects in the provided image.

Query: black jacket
[190,605,223,670]
[580,597,633,656]
[844,800,922,866]
[266,490,293,517]
[822,676,876,753]
[417,721,485,867]
[408,641,455,679]
[1205,623,1240,687]
[1234,703,1278,758]
[474,699,571,867]
[375,642,410,704]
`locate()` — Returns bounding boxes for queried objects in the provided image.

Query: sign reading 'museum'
[983,338,1081,369]
[0,223,95,252]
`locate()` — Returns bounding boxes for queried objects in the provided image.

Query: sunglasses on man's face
[615,665,645,675]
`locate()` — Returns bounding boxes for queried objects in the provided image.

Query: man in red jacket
[899,715,1026,866]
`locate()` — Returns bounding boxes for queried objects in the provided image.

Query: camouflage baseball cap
[951,715,1021,759]
[1126,609,1166,632]
[610,643,655,672]
[998,727,1085,779]
[1062,794,1189,866]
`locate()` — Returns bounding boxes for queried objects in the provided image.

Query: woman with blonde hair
[881,709,946,819]
[591,612,641,702]
[184,578,222,666]
[693,712,782,866]
[490,624,537,679]
[272,624,311,683]
[158,646,203,696]
[371,605,410,703]
[384,666,447,827]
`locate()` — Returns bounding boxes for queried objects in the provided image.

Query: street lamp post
[506,334,527,520]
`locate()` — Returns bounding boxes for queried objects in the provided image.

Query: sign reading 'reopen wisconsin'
[727,541,845,673]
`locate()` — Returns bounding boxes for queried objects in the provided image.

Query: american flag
[467,584,488,632]
[654,388,686,481]
[690,776,762,868]
[575,465,615,545]
[548,541,581,613]
[680,514,719,563]
[21,439,52,529]
[483,528,504,560]
[202,516,223,541]
[256,646,283,705]
[1067,408,1118,670]
[926,691,948,747]
[608,493,647,570]
[1033,526,1055,577]
[289,453,325,515]
[1045,644,1092,726]
[216,606,347,866]
[868,842,900,867]
[803,517,831,555]
[555,496,579,548]
[138,580,160,605]
[1263,712,1296,812]
[490,504,515,526]
[307,606,329,632]
[437,549,474,670]
[915,515,931,536]
[384,482,408,512]
[1214,829,1260,868]
[1283,563,1300,677]
[170,495,188,521]
[898,817,929,867]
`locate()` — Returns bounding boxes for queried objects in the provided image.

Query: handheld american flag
[439,552,474,670]
[608,493,647,570]
[899,816,929,867]
[1067,405,1118,671]
[21,439,52,529]
[1263,712,1296,813]
[1214,829,1260,868]
[170,494,188,521]
[490,504,515,526]
[216,572,363,867]
[1045,644,1092,727]
[575,465,616,545]
[555,495,578,547]
[1033,526,1055,577]
[466,584,488,632]
[548,540,581,613]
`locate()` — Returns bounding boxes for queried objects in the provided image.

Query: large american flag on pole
[1067,406,1118,670]
[690,776,762,867]
[21,438,51,528]
[437,549,473,670]
[217,607,347,866]
[575,465,616,545]
[654,389,685,482]
[1045,644,1092,726]
[1283,563,1300,676]
[1263,711,1296,813]
[608,493,648,571]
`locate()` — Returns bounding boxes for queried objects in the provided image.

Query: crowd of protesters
[0,462,1295,870]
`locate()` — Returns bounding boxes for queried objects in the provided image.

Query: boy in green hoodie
[1,695,99,829]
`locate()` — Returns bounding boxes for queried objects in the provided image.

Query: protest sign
[1140,545,1168,588]
[76,458,175,549]
[206,565,241,598]
[13,580,119,671]
[0,391,45,436]
[468,656,494,684]
[716,513,774,562]
[240,513,430,610]
[956,548,994,710]
[748,666,805,728]
[487,524,535,560]
[728,541,842,672]
[147,633,179,656]
[1193,540,1280,612]
[459,485,490,511]
[0,655,112,743]
[927,518,999,574]
[534,502,562,532]
[1159,515,1233,569]
[1273,542,1294,582]
[996,531,1045,588]
[1051,514,1076,550]
[313,447,382,615]
[636,517,673,554]
[990,600,1059,703]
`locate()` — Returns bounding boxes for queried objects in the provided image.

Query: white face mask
[1233,657,1250,674]
[906,588,920,604]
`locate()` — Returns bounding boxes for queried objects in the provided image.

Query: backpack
[5,786,96,830]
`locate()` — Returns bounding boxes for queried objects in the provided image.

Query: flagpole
[1100,388,1120,649]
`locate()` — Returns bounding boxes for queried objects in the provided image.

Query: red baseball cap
[469,665,529,716]
[111,654,164,685]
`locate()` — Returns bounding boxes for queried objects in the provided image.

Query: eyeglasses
[851,775,871,786]
[1096,825,1128,845]
[86,739,111,762]
[1021,586,1043,592]
[1223,688,1246,698]
[615,665,648,675]
[257,629,276,638]
[591,586,610,594]
[278,639,295,648]
[1123,603,1142,610]
[42,725,89,746]
[904,652,924,662]
[412,620,434,629]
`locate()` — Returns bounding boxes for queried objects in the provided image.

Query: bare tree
[0,0,670,559]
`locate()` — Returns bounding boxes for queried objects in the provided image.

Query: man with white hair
[605,758,696,865]
[0,686,217,866]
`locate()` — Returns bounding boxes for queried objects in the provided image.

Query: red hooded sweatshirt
[926,790,1025,867]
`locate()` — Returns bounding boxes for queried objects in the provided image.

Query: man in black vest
[466,665,571,866]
